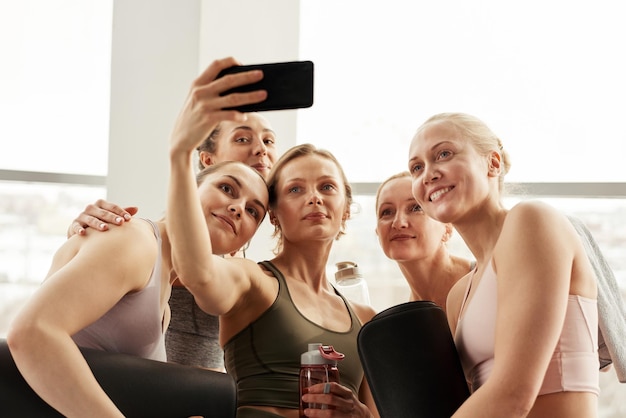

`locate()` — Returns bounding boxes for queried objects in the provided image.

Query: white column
[107,0,201,219]
[107,0,302,261]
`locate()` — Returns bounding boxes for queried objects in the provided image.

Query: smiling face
[196,162,268,255]
[198,113,278,178]
[408,120,495,225]
[376,174,452,262]
[270,153,350,247]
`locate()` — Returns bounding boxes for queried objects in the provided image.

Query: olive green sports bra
[224,260,364,409]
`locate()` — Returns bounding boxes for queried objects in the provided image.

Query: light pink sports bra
[454,260,599,396]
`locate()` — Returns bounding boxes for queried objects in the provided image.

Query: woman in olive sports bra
[169,70,379,417]
[408,112,599,418]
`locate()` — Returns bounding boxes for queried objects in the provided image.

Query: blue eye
[411,163,423,174]
[410,204,423,213]
[437,150,452,159]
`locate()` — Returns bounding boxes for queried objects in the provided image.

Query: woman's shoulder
[44,219,160,293]
[227,257,272,286]
[350,301,377,324]
[508,199,560,217]
[78,218,159,261]
[504,200,570,234]
[496,200,580,266]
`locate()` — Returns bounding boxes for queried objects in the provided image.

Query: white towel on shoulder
[569,216,626,383]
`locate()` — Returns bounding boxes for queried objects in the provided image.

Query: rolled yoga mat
[0,338,236,418]
[357,301,469,418]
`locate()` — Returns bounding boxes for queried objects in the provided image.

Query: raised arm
[166,57,267,315]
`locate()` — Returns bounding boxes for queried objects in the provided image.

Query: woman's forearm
[8,326,124,417]
[167,153,216,289]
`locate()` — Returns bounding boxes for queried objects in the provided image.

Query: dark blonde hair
[266,143,353,254]
[195,125,223,171]
[416,113,512,192]
[375,171,411,214]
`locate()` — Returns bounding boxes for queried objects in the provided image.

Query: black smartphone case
[217,60,314,112]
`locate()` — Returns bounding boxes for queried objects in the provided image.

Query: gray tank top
[72,219,166,361]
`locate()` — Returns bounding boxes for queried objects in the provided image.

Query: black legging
[0,339,236,417]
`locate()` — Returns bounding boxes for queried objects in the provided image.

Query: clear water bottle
[334,261,371,305]
[299,343,345,417]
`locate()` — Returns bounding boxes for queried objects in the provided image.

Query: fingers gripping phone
[216,60,314,112]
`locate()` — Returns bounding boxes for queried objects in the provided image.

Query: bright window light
[0,0,112,176]
[298,1,626,183]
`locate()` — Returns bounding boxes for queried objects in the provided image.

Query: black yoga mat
[357,301,469,418]
[0,339,236,418]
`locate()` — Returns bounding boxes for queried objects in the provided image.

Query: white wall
[107,0,201,219]
[198,0,301,261]
[198,0,301,158]
[107,0,302,259]
[107,0,300,224]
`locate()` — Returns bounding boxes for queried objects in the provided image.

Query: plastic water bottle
[299,343,345,417]
[334,261,371,305]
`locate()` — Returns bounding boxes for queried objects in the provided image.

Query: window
[0,1,112,175]
[297,0,626,305]
[0,0,112,335]
[298,1,626,183]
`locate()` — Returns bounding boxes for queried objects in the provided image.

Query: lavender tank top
[72,219,167,361]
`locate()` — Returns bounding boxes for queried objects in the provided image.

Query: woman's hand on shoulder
[67,199,138,238]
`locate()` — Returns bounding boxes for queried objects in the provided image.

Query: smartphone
[216,60,314,112]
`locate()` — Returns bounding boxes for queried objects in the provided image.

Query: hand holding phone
[216,60,314,112]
